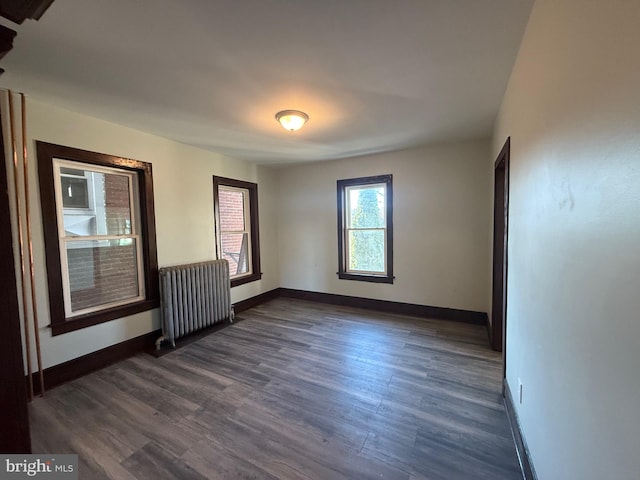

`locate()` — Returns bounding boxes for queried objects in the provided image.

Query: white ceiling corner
[0,0,534,164]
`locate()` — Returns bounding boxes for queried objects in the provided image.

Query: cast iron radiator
[156,259,234,349]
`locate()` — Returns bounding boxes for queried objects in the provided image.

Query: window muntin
[338,175,393,283]
[53,160,145,317]
[213,176,262,287]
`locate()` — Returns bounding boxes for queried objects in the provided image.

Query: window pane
[220,232,250,276]
[66,239,140,313]
[348,229,385,273]
[61,170,132,236]
[219,188,246,231]
[348,186,385,228]
[61,176,89,208]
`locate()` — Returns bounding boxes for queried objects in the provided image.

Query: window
[59,168,90,209]
[37,142,159,335]
[337,174,393,283]
[213,176,261,287]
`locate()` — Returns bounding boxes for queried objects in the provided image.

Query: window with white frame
[337,174,394,283]
[213,176,261,287]
[37,141,159,336]
[54,160,144,316]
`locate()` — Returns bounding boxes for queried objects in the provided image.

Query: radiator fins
[157,259,233,349]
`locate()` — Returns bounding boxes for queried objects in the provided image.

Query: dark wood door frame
[491,138,510,363]
[0,107,31,453]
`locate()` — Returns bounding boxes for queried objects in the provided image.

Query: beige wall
[3,96,279,369]
[276,141,491,313]
[493,0,640,478]
[5,95,490,372]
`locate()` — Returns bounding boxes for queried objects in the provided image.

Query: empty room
[0,1,638,479]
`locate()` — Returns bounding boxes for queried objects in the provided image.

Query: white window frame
[53,159,145,318]
[344,182,388,276]
[217,185,253,280]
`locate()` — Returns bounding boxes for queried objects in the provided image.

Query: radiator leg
[155,335,165,351]
[230,306,235,323]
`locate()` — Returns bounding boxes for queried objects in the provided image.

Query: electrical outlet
[518,378,523,404]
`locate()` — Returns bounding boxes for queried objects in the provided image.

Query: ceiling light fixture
[275,110,309,132]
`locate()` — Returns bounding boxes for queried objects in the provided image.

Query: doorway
[491,137,510,356]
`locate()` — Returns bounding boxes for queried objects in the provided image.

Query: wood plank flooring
[30,298,521,479]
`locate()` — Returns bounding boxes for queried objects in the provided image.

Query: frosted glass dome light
[275,110,309,131]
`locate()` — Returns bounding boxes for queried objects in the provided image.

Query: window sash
[345,183,387,229]
[345,227,388,275]
[217,185,253,278]
[58,235,145,317]
[54,159,139,237]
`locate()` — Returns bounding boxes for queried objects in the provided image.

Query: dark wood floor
[30,298,521,479]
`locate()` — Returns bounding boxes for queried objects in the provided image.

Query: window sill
[50,298,159,336]
[230,272,263,288]
[337,272,394,284]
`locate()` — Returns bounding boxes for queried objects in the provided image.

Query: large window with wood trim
[213,176,261,287]
[337,174,393,283]
[37,142,159,336]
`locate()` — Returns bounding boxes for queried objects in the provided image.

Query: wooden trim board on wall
[30,330,160,395]
[29,288,489,394]
[491,137,510,354]
[277,288,488,325]
[504,378,538,480]
[0,106,31,453]
[233,288,281,314]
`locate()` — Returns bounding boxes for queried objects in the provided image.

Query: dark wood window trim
[36,141,159,336]
[0,24,16,62]
[213,176,262,288]
[0,0,55,25]
[337,174,394,284]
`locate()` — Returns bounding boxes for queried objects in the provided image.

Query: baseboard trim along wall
[277,288,488,325]
[504,378,538,480]
[29,288,488,394]
[233,288,281,314]
[30,330,160,396]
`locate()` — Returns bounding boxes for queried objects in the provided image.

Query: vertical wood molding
[504,379,537,480]
[491,136,510,353]
[0,106,31,453]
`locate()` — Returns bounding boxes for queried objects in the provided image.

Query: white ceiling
[0,0,533,164]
